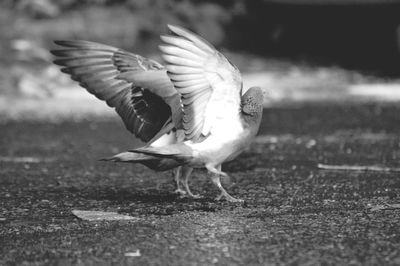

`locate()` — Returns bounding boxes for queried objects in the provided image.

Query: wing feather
[182,89,210,106]
[51,40,181,143]
[54,58,113,67]
[166,65,203,74]
[161,55,203,67]
[167,73,204,82]
[178,83,209,94]
[62,65,116,75]
[173,79,206,88]
[159,45,202,62]
[161,25,242,141]
[160,35,209,57]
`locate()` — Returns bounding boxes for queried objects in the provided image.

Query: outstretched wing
[51,40,181,143]
[160,25,242,141]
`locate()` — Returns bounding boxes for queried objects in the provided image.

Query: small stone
[124,250,141,257]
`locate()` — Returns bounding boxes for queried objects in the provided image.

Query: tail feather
[100,151,182,171]
[130,143,193,160]
[100,151,153,163]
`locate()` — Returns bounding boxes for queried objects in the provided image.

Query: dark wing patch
[116,86,171,142]
[51,40,174,143]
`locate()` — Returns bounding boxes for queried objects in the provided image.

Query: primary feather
[161,25,243,142]
[51,40,181,143]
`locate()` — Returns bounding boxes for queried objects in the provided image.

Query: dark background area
[2,0,400,75]
[237,1,400,75]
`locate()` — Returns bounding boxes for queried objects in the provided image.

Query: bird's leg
[180,166,202,198]
[173,166,186,195]
[206,165,243,203]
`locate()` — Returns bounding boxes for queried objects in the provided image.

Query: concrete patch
[72,210,138,222]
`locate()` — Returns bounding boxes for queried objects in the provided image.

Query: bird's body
[185,114,259,168]
[139,112,257,169]
[51,25,263,202]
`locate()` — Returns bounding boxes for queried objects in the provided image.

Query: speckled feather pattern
[241,88,264,116]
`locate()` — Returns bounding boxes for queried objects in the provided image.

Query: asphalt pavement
[1,102,400,265]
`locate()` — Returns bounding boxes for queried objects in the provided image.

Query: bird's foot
[174,188,202,199]
[174,188,187,196]
[215,192,244,203]
[187,191,203,199]
[207,166,243,203]
[184,183,202,199]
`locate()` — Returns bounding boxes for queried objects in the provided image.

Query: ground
[1,103,400,265]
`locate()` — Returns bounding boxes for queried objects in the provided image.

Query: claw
[179,166,202,198]
[182,171,202,199]
[174,188,187,196]
[207,164,242,203]
[188,192,203,199]
[215,192,243,203]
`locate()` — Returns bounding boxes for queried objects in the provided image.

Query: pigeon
[51,24,263,202]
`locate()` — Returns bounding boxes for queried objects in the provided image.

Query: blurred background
[1,0,400,120]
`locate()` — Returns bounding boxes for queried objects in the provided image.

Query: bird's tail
[100,144,192,171]
[100,151,154,163]
[130,143,193,162]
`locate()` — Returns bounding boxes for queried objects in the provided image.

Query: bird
[51,24,264,202]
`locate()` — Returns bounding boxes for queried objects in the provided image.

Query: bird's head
[241,87,264,115]
[241,86,264,130]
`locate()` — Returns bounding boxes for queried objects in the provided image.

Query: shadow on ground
[1,103,400,265]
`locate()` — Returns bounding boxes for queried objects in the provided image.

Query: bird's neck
[240,112,262,135]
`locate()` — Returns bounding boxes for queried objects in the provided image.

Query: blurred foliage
[0,0,249,96]
[3,0,245,16]
[0,0,248,51]
[1,0,399,98]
